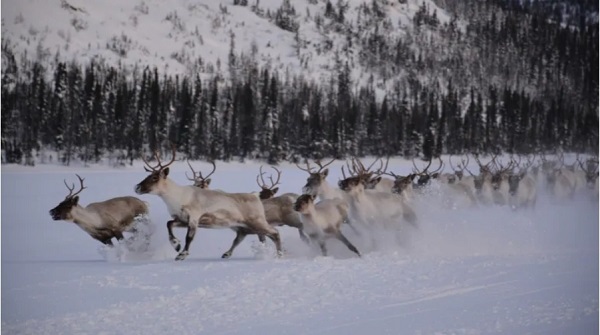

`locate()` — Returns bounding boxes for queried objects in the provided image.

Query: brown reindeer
[185,160,217,189]
[255,165,310,244]
[49,174,150,247]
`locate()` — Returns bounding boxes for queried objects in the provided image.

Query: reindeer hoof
[170,239,181,252]
[221,252,232,259]
[175,251,188,261]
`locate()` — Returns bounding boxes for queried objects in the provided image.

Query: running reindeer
[297,158,347,201]
[294,194,361,257]
[49,174,151,247]
[185,160,217,189]
[577,156,599,196]
[505,155,538,210]
[338,159,418,229]
[134,146,282,260]
[255,165,310,244]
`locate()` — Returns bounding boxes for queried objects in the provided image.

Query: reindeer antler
[256,166,282,190]
[431,157,444,174]
[314,158,335,173]
[295,159,315,173]
[412,157,433,175]
[186,159,199,181]
[372,157,390,177]
[142,144,177,172]
[64,174,87,199]
[186,160,216,183]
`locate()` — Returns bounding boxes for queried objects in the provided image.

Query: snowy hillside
[1,0,448,86]
[2,157,598,334]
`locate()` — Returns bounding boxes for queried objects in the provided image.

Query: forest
[1,0,598,165]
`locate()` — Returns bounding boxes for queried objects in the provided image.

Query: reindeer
[49,174,151,247]
[506,171,537,210]
[448,155,471,185]
[134,147,282,260]
[255,165,310,244]
[338,163,418,230]
[489,157,516,206]
[387,172,418,201]
[293,194,361,257]
[577,157,599,195]
[297,158,347,201]
[544,152,579,200]
[185,160,217,189]
[358,158,395,193]
[414,156,477,208]
[464,154,497,206]
[411,157,444,190]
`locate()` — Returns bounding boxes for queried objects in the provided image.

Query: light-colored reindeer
[134,147,282,260]
[49,174,151,247]
[506,172,537,210]
[545,153,577,200]
[359,158,396,193]
[489,157,516,206]
[297,158,347,201]
[338,162,418,229]
[577,157,599,197]
[464,154,496,206]
[293,194,361,257]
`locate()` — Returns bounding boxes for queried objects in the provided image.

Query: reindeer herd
[49,148,599,261]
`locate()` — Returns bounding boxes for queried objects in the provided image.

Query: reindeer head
[256,165,282,200]
[390,173,417,195]
[135,145,177,195]
[474,153,497,178]
[540,153,558,173]
[412,157,443,188]
[293,194,316,214]
[186,160,216,189]
[464,164,485,193]
[578,157,599,189]
[49,174,87,221]
[507,173,525,196]
[338,158,374,194]
[449,155,469,181]
[545,168,561,188]
[362,157,389,190]
[297,158,335,196]
[490,158,515,191]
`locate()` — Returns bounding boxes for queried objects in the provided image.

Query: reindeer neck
[318,181,339,200]
[158,179,195,214]
[303,205,318,218]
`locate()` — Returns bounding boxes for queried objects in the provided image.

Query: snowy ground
[1,157,598,334]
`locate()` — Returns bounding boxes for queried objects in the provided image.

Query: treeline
[1,0,597,165]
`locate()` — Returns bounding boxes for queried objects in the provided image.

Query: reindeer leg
[167,219,186,252]
[318,239,328,256]
[175,223,197,261]
[335,233,361,257]
[343,218,362,236]
[298,228,310,244]
[257,234,266,244]
[114,231,125,241]
[264,227,283,258]
[222,228,248,259]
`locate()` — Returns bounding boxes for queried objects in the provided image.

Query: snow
[1,0,449,91]
[1,157,598,334]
